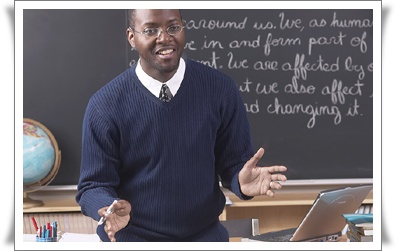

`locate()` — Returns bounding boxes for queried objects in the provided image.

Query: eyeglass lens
[134,21,185,38]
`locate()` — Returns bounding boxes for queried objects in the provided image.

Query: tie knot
[159,84,173,102]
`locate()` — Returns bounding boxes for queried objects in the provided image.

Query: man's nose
[157,29,171,41]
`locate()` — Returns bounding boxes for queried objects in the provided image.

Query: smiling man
[76,9,287,242]
[128,9,185,83]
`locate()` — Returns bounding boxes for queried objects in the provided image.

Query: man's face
[127,9,185,82]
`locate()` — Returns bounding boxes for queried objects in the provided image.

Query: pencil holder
[35,236,58,242]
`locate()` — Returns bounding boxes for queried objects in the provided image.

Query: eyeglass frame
[129,20,186,39]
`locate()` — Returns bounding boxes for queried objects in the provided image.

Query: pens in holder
[34,220,58,242]
[98,200,118,225]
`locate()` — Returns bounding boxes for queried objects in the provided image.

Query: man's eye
[143,28,158,35]
[168,25,181,32]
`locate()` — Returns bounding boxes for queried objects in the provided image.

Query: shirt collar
[135,58,185,98]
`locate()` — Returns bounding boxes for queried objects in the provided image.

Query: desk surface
[24,233,349,242]
[23,233,100,242]
[240,235,350,242]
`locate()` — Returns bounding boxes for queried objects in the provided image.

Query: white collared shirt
[135,58,185,98]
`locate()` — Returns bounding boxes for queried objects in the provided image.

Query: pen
[47,222,51,237]
[98,200,118,225]
[52,222,57,238]
[31,216,38,233]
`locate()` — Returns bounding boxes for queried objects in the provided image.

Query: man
[76,9,287,242]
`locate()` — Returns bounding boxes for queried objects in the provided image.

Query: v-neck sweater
[76,59,254,241]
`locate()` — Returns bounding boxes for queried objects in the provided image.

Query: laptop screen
[290,184,373,241]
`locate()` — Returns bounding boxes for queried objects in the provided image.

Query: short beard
[152,59,180,73]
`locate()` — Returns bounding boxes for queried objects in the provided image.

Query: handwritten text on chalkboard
[129,10,374,131]
[173,11,372,129]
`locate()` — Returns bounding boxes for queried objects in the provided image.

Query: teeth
[158,49,173,55]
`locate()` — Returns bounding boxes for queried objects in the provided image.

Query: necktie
[159,84,173,102]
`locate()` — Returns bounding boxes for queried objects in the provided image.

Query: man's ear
[126,28,135,48]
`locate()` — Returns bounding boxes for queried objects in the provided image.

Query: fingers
[99,199,132,242]
[104,223,116,242]
[111,200,132,217]
[267,166,288,183]
[98,200,132,218]
[269,180,283,190]
[271,173,287,183]
[246,148,265,168]
[265,188,276,198]
[104,212,118,242]
[268,165,288,173]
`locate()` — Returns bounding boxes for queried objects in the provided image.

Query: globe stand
[23,192,43,209]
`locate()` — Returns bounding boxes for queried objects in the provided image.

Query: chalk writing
[129,10,373,130]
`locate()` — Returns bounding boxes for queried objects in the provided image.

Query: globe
[23,118,61,209]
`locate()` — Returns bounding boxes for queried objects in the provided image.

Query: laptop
[247,184,373,242]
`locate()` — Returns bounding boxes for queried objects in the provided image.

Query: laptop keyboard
[262,233,293,242]
[249,228,296,242]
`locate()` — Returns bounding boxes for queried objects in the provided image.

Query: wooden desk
[23,184,373,236]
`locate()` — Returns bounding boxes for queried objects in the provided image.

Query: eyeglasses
[130,21,186,39]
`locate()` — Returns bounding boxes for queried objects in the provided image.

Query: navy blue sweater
[76,59,254,241]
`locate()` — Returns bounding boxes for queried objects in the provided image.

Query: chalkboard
[23,9,130,185]
[23,9,373,185]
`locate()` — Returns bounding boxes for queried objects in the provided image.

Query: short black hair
[127,9,183,29]
[127,9,137,29]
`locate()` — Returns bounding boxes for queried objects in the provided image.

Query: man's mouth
[157,49,174,55]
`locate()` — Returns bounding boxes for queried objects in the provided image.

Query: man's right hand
[98,199,132,242]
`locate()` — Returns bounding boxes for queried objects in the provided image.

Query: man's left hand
[239,148,287,197]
